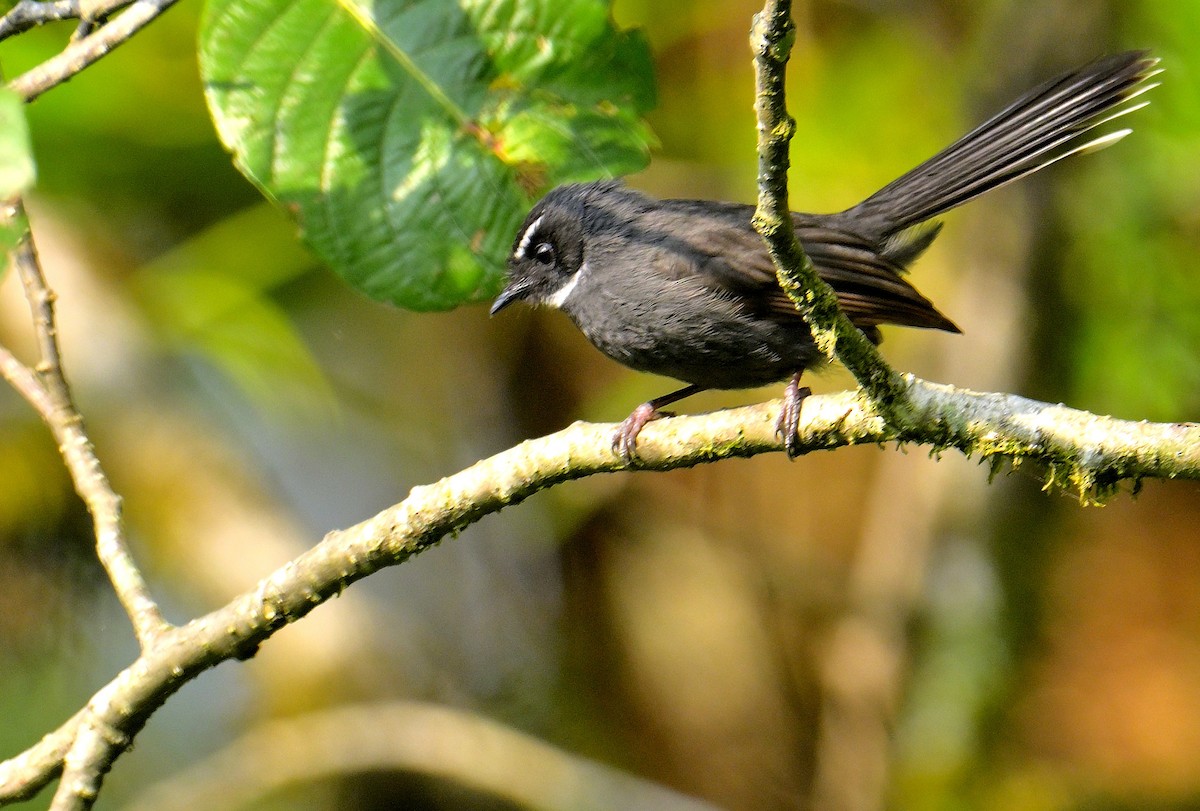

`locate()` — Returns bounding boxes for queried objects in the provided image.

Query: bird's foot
[611,384,704,463]
[613,403,662,463]
[774,374,812,459]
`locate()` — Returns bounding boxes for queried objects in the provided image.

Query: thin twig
[0,344,56,419]
[0,0,80,41]
[7,0,180,102]
[749,0,914,419]
[0,709,85,803]
[69,18,97,42]
[0,0,129,42]
[4,202,168,646]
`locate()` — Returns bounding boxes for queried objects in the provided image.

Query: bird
[490,51,1159,460]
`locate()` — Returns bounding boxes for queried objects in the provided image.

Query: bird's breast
[562,271,820,389]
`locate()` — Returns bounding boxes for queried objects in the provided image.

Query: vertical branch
[749,0,914,418]
[1,200,168,646]
[748,4,923,807]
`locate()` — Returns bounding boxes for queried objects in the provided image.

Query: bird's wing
[648,204,959,334]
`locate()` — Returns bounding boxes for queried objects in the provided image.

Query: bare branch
[0,0,132,42]
[0,710,83,803]
[0,344,56,420]
[0,0,81,41]
[52,722,126,811]
[2,202,168,646]
[7,0,180,101]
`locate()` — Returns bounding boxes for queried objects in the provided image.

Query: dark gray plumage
[491,51,1159,459]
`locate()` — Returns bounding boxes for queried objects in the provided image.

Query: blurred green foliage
[129,203,337,418]
[0,87,33,252]
[0,87,34,198]
[1063,8,1200,420]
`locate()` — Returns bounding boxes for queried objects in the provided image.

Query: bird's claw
[774,378,812,460]
[612,402,660,463]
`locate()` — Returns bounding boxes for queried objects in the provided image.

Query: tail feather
[847,51,1159,237]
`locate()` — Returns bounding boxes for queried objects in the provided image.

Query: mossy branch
[2,378,1198,805]
[750,0,915,420]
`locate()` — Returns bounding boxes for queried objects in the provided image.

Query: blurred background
[2,0,1200,809]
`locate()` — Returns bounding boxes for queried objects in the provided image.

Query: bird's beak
[489,278,532,316]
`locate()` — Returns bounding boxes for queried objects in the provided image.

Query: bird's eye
[532,242,556,266]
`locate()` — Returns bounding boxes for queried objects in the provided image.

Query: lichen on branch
[749,0,914,419]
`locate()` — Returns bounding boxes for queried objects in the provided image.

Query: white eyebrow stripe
[513,215,544,260]
[546,262,588,309]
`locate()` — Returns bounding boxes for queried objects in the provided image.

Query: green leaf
[199,0,656,311]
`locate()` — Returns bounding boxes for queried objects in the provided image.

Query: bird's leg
[775,372,812,460]
[613,383,706,462]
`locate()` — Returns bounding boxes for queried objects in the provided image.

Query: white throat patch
[513,215,544,260]
[545,262,587,309]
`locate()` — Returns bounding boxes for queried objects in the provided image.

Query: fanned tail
[846,51,1160,238]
